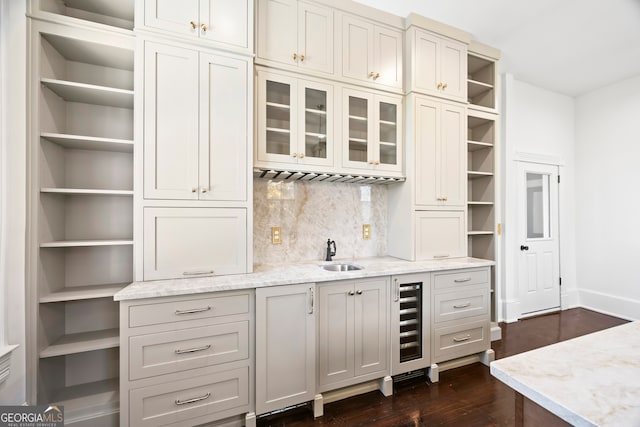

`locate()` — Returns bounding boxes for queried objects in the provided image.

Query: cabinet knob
[375,72,380,79]
[299,153,305,158]
[191,188,197,193]
[369,72,375,78]
[201,187,208,193]
[442,82,448,90]
[443,196,448,201]
[190,21,197,29]
[201,23,207,32]
[300,54,305,62]
[348,291,355,296]
[291,152,297,158]
[293,53,298,61]
[437,82,443,89]
[375,160,380,165]
[356,290,362,295]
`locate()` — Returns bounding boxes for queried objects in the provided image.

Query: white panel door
[440,39,467,102]
[373,26,402,89]
[414,97,439,206]
[143,207,247,280]
[298,2,334,74]
[144,42,199,200]
[199,53,248,201]
[415,211,466,260]
[257,0,297,66]
[353,277,388,377]
[517,162,560,315]
[342,15,373,83]
[256,284,316,415]
[440,102,466,207]
[143,0,200,37]
[200,0,249,48]
[413,29,439,95]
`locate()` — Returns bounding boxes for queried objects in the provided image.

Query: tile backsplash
[253,178,388,266]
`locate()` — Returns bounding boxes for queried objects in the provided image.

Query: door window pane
[526,173,550,239]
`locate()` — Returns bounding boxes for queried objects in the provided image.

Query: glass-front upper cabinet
[343,87,402,174]
[257,69,333,168]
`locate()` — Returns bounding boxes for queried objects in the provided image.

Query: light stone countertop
[114,256,494,301]
[490,321,640,427]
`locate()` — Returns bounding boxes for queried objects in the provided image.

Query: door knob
[520,245,529,251]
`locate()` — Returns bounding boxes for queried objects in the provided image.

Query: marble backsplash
[253,178,388,266]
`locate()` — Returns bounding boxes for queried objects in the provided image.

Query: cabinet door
[415,210,466,260]
[413,29,439,95]
[373,26,402,89]
[440,39,467,102]
[318,281,354,387]
[343,88,373,170]
[143,207,247,280]
[440,103,466,207]
[199,53,248,201]
[200,0,250,49]
[297,2,334,74]
[143,0,200,38]
[256,0,297,67]
[256,284,316,415]
[341,15,373,83]
[256,71,298,164]
[374,95,402,172]
[298,79,333,166]
[353,277,388,377]
[144,42,199,200]
[414,97,439,206]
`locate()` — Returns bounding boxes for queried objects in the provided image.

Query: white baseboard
[578,289,640,321]
[561,288,580,309]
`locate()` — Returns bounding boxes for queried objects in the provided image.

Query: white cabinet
[415,211,466,260]
[143,207,247,280]
[390,273,431,376]
[256,69,334,168]
[256,0,334,74]
[342,87,402,174]
[140,0,252,51]
[341,14,402,90]
[414,96,466,208]
[143,41,249,201]
[318,278,389,391]
[256,284,316,415]
[408,27,467,102]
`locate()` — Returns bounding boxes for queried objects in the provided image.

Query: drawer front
[130,321,249,380]
[130,366,249,427]
[433,268,489,290]
[433,286,489,324]
[129,293,250,328]
[433,320,489,363]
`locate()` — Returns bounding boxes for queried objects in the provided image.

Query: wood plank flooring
[257,308,628,427]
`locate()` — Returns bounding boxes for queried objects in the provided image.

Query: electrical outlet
[363,224,371,240]
[271,227,282,244]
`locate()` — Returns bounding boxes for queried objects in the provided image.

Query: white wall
[0,0,27,404]
[501,74,578,322]
[575,75,640,320]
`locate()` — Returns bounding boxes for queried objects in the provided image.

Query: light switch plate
[363,224,371,240]
[271,227,282,244]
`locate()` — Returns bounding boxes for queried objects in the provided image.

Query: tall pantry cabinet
[26,2,135,426]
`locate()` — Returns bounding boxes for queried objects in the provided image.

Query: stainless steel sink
[320,263,363,272]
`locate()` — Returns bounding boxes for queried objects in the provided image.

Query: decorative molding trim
[514,151,565,166]
[579,289,640,321]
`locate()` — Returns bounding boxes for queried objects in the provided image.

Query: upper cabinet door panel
[342,15,373,82]
[414,98,439,206]
[144,42,199,200]
[200,0,250,49]
[413,30,439,94]
[373,26,402,89]
[441,40,467,101]
[257,0,298,67]
[298,2,334,74]
[199,53,249,201]
[144,0,200,37]
[440,103,466,207]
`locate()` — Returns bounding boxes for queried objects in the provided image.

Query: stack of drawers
[120,290,254,427]
[431,268,490,363]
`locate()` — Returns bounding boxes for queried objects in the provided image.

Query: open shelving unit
[27,4,134,424]
[467,53,496,112]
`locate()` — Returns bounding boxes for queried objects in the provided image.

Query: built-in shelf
[305,108,326,115]
[468,79,493,98]
[266,101,290,110]
[40,240,134,248]
[49,378,119,423]
[41,133,133,153]
[379,120,396,126]
[379,141,396,146]
[40,329,120,358]
[349,115,367,121]
[349,137,367,144]
[42,33,133,71]
[468,231,494,236]
[468,171,494,179]
[305,132,326,139]
[41,188,134,196]
[266,127,290,134]
[468,201,494,205]
[40,284,129,304]
[41,78,134,108]
[468,140,493,151]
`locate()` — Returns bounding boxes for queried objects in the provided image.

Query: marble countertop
[114,256,494,301]
[490,321,640,427]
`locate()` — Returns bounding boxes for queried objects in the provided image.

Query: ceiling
[354,0,640,97]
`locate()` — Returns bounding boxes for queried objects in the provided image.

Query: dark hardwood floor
[257,308,628,427]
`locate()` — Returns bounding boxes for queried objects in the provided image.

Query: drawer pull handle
[433,254,450,259]
[183,270,214,276]
[453,302,471,309]
[175,306,211,315]
[175,392,211,406]
[454,277,472,283]
[175,344,211,355]
[453,334,471,343]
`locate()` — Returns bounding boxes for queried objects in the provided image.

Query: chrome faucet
[326,239,336,261]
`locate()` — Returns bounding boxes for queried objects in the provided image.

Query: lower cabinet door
[129,366,250,427]
[415,210,466,260]
[143,207,247,280]
[353,277,389,377]
[256,284,316,415]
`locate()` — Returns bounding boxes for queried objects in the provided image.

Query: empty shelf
[468,79,493,98]
[467,140,494,151]
[40,328,120,358]
[40,284,129,303]
[468,231,494,236]
[49,378,119,424]
[41,78,133,108]
[40,240,134,248]
[41,133,133,153]
[468,171,494,179]
[41,188,134,196]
